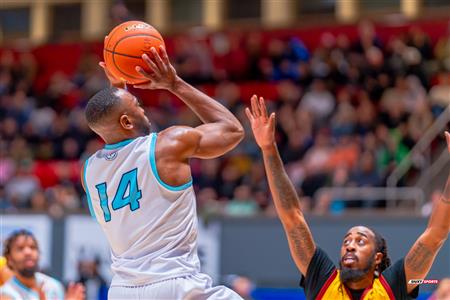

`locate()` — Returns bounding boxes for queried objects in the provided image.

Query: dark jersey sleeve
[299,247,336,300]
[380,259,420,300]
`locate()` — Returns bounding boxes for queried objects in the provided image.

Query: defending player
[82,46,244,299]
[246,96,449,300]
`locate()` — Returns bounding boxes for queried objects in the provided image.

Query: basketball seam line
[104,48,144,59]
[110,33,163,80]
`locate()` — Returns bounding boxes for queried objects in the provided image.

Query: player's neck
[14,273,37,290]
[103,132,141,145]
[344,274,374,290]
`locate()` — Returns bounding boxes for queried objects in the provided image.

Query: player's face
[7,235,39,278]
[339,226,377,282]
[119,90,151,135]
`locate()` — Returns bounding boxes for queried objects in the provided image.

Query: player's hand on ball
[99,61,126,89]
[245,95,276,151]
[134,45,178,91]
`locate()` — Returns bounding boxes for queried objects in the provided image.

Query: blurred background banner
[63,215,112,283]
[197,219,221,283]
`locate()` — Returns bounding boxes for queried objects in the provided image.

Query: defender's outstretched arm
[404,132,450,293]
[246,96,316,276]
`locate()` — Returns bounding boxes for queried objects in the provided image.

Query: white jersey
[1,273,65,300]
[83,133,200,287]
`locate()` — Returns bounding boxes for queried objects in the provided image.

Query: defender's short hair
[85,87,122,126]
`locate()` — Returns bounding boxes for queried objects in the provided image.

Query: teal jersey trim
[104,138,135,150]
[83,159,97,220]
[12,277,39,297]
[149,133,193,191]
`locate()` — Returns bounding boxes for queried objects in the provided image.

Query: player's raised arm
[404,131,450,294]
[246,96,316,276]
[134,46,244,159]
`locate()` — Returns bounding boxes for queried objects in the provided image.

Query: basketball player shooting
[82,46,244,299]
[246,96,449,300]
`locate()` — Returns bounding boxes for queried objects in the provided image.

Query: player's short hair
[3,229,38,258]
[85,87,122,126]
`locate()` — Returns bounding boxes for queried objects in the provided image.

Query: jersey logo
[104,152,118,161]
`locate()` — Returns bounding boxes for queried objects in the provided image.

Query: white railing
[386,105,450,201]
[314,187,425,213]
[416,148,450,188]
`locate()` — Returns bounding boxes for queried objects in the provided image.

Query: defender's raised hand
[134,45,178,91]
[245,95,276,151]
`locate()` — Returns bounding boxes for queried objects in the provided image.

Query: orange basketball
[103,21,165,85]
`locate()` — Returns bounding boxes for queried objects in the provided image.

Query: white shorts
[108,273,243,300]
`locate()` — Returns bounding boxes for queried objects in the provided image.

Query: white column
[30,0,50,45]
[82,0,108,41]
[203,0,224,30]
[336,0,359,23]
[401,0,422,19]
[262,0,296,28]
[146,0,170,32]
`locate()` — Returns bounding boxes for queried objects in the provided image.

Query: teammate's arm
[246,96,316,276]
[404,132,450,294]
[134,46,244,159]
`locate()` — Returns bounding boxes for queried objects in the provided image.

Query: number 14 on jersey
[95,168,142,222]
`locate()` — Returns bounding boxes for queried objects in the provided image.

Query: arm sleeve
[381,258,420,299]
[299,247,336,300]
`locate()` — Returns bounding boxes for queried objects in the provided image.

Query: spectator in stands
[297,78,335,126]
[0,230,85,299]
[77,255,108,300]
[225,184,259,217]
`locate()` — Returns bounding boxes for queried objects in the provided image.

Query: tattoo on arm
[288,223,315,263]
[266,153,300,210]
[405,241,434,273]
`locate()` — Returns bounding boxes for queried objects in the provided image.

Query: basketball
[103,21,165,85]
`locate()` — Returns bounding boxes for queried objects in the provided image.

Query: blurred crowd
[1,20,449,217]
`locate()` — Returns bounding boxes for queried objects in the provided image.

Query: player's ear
[374,251,383,266]
[119,114,133,130]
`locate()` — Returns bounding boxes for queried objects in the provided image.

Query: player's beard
[339,255,374,283]
[17,266,38,278]
[137,119,151,136]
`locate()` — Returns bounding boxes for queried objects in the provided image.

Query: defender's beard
[339,255,374,283]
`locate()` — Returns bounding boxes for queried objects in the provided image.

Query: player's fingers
[445,131,450,151]
[99,62,105,69]
[251,95,259,117]
[133,82,152,89]
[259,97,268,119]
[159,45,170,66]
[151,47,167,74]
[269,112,276,131]
[142,54,160,75]
[245,107,254,121]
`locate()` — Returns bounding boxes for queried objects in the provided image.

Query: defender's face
[7,235,39,278]
[118,89,151,135]
[340,226,376,271]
